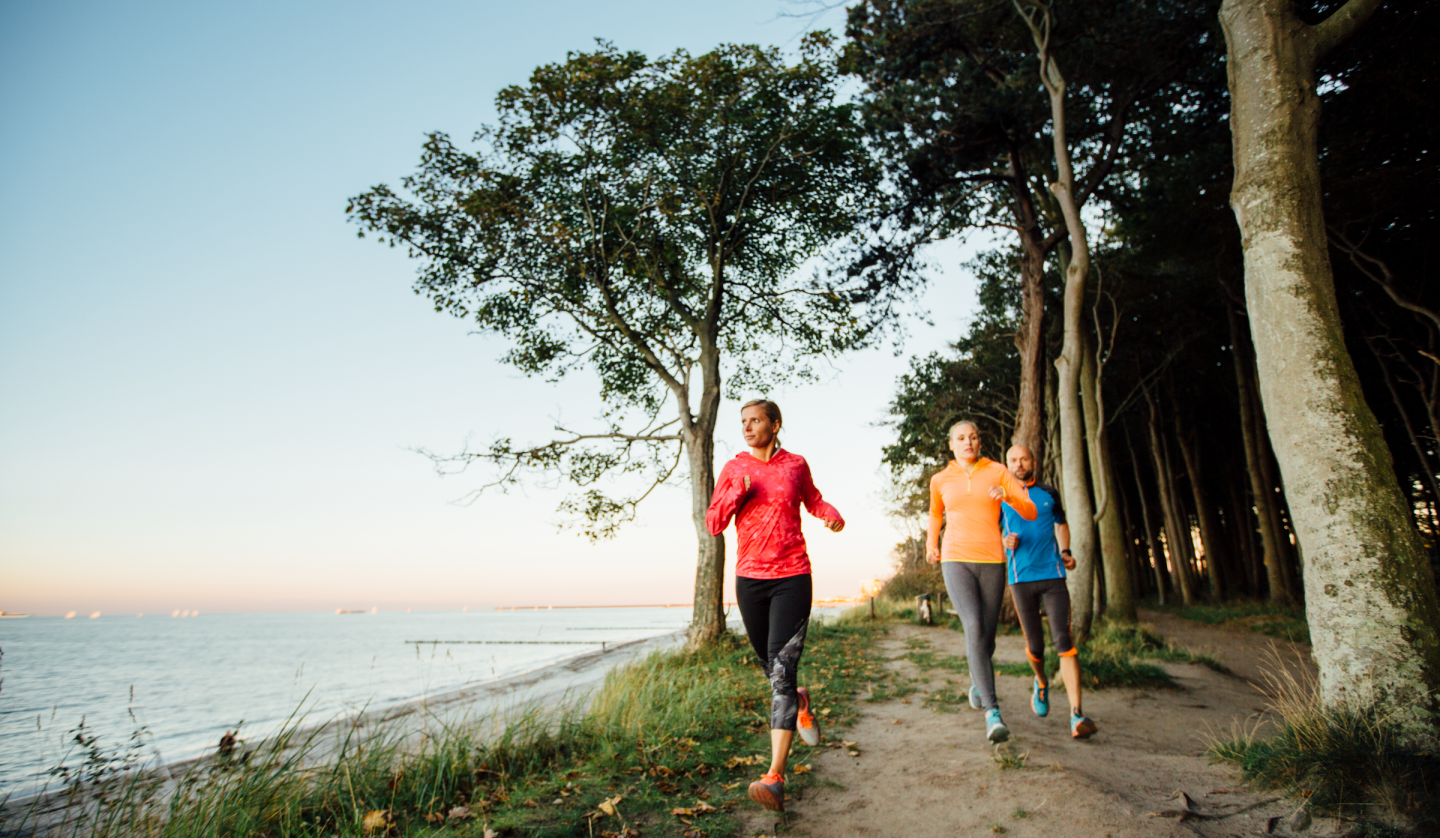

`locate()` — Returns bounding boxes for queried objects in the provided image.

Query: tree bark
[1014,0,1098,643]
[684,337,727,647]
[1174,410,1227,600]
[1082,337,1136,621]
[1010,145,1050,469]
[1221,0,1440,743]
[1147,394,1197,605]
[1228,478,1262,597]
[1125,421,1168,606]
[1229,303,1291,602]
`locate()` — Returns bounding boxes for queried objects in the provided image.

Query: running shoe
[985,708,1010,743]
[748,772,785,812]
[1071,713,1098,740]
[1031,678,1049,718]
[969,683,983,710]
[796,687,822,746]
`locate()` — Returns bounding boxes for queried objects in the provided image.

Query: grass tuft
[1209,654,1439,830]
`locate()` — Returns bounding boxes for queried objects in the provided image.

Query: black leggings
[735,574,812,731]
[1010,577,1076,663]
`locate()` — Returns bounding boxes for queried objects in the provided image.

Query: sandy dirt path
[740,616,1343,838]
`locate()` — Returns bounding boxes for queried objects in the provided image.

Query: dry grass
[1209,649,1439,831]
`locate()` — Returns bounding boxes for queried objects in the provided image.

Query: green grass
[1210,681,1439,830]
[1150,599,1311,645]
[15,622,895,838]
[895,620,1183,693]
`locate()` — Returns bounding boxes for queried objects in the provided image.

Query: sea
[0,607,698,799]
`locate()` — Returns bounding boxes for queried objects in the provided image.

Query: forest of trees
[352,0,1440,746]
[869,0,1439,744]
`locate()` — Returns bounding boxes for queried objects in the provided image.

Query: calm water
[0,608,691,798]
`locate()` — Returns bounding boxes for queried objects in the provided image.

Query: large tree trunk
[1015,0,1098,643]
[1082,337,1136,622]
[1174,411,1227,600]
[1229,303,1290,602]
[686,345,727,647]
[1221,0,1440,744]
[1011,147,1050,467]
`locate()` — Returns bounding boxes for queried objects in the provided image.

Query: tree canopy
[348,36,883,643]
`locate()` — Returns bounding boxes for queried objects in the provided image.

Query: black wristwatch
[1061,549,1073,557]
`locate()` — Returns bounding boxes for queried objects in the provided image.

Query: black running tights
[735,574,812,732]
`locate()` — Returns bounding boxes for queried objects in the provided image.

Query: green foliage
[347,36,883,538]
[878,565,945,603]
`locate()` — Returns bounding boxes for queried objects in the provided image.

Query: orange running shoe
[748,771,785,811]
[796,687,822,746]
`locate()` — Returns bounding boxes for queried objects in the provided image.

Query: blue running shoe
[969,683,983,710]
[1071,713,1097,740]
[985,708,1009,743]
[1032,678,1049,717]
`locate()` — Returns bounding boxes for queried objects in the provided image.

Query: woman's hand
[743,475,751,492]
[1002,533,1019,551]
[926,543,941,564]
[825,519,845,533]
[988,485,1005,500]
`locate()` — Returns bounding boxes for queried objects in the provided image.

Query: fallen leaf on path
[792,764,812,774]
[820,708,832,716]
[423,812,444,825]
[722,754,766,769]
[655,780,679,794]
[447,805,475,821]
[551,799,564,805]
[484,829,499,838]
[361,810,394,834]
[721,780,742,790]
[597,795,623,816]
[523,799,539,808]
[847,750,860,757]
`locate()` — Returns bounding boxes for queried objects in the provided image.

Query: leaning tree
[347,37,883,646]
[1220,0,1440,744]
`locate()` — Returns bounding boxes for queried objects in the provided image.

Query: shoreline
[0,629,685,834]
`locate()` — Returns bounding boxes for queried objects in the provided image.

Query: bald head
[1006,445,1035,481]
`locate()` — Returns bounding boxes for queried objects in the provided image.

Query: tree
[346,38,881,647]
[1219,0,1440,743]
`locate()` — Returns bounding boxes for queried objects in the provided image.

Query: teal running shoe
[969,683,983,710]
[985,708,1009,743]
[1031,678,1049,717]
[1071,713,1097,740]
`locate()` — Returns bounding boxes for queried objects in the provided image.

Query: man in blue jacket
[1000,445,1098,740]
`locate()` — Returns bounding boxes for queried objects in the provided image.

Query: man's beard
[1013,468,1032,481]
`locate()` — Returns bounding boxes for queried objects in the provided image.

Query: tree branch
[1306,0,1386,63]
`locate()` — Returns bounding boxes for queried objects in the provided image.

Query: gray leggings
[941,561,1007,710]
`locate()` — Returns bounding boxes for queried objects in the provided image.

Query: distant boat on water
[0,610,31,618]
[335,608,366,614]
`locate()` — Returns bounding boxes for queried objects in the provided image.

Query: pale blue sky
[0,0,982,615]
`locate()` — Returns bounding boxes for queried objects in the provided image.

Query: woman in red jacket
[707,399,844,813]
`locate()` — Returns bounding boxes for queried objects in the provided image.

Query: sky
[0,0,984,616]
